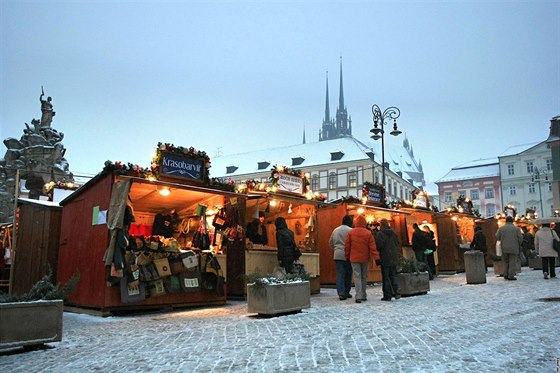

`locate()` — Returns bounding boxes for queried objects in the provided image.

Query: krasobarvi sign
[160,152,204,181]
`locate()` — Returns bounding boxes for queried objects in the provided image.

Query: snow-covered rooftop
[436,160,500,183]
[211,136,423,185]
[498,142,541,157]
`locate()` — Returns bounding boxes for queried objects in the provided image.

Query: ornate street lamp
[370,104,402,192]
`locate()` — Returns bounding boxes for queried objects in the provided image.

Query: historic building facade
[435,159,501,218]
[499,141,555,218]
[212,60,425,203]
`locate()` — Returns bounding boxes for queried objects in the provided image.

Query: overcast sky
[1,0,559,184]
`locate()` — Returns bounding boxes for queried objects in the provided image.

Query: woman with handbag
[534,222,560,279]
[275,217,299,274]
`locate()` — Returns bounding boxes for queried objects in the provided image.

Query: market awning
[120,176,244,215]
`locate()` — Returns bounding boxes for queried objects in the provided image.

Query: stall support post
[8,169,20,295]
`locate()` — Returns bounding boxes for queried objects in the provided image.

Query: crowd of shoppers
[324,212,559,303]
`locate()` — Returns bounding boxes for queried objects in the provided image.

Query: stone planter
[0,300,63,350]
[247,281,310,315]
[464,250,487,284]
[398,273,429,296]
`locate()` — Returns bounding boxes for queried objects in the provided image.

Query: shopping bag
[153,257,172,277]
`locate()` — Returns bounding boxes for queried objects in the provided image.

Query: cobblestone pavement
[2,267,559,372]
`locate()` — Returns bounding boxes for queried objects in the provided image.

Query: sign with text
[413,195,428,209]
[366,186,383,204]
[160,152,204,182]
[277,173,304,195]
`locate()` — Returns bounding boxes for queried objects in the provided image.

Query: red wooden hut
[57,169,245,315]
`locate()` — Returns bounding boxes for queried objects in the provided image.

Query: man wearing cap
[496,216,523,280]
[374,219,401,301]
[329,215,354,300]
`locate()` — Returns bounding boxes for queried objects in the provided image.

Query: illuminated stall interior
[241,192,324,294]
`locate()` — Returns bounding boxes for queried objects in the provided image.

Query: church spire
[324,71,330,123]
[338,56,344,111]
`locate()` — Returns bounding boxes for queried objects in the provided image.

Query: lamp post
[370,104,402,195]
[531,167,549,217]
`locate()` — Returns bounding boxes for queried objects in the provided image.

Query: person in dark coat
[275,217,299,274]
[246,211,268,245]
[519,226,534,266]
[374,219,401,301]
[423,225,437,278]
[412,223,432,279]
[470,225,488,272]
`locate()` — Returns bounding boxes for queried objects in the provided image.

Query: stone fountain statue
[0,88,74,224]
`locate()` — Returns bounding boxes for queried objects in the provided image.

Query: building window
[487,205,495,217]
[444,191,453,202]
[458,190,466,198]
[528,183,536,193]
[226,165,238,174]
[546,159,553,171]
[330,151,344,161]
[348,171,357,188]
[388,179,393,196]
[485,188,494,199]
[311,175,319,191]
[548,182,552,192]
[400,186,404,199]
[509,185,516,196]
[526,161,534,174]
[470,189,479,200]
[257,161,270,170]
[328,172,336,190]
[374,171,380,185]
[507,164,514,176]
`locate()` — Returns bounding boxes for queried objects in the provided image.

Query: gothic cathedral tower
[319,57,352,141]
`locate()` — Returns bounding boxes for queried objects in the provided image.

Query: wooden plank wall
[58,173,114,308]
[12,203,62,296]
[317,205,345,285]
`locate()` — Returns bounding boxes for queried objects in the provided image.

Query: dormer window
[257,161,270,170]
[330,151,344,161]
[292,157,305,166]
[226,166,238,174]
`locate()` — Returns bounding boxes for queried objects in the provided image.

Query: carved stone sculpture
[0,88,73,224]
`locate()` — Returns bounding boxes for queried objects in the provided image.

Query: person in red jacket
[345,215,380,303]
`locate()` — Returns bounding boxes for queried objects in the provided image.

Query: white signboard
[277,173,304,194]
[413,195,427,208]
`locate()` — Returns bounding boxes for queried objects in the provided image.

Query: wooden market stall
[229,166,331,296]
[398,207,443,272]
[318,198,410,285]
[429,196,496,274]
[397,191,497,274]
[57,147,245,315]
[0,223,14,292]
[9,198,63,296]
